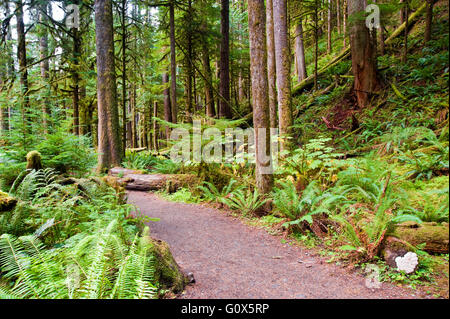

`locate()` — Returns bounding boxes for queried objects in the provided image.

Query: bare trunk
[337,0,341,34]
[201,37,216,118]
[402,1,408,63]
[248,0,273,195]
[327,0,332,54]
[72,27,81,136]
[349,0,380,108]
[169,1,177,123]
[153,101,159,151]
[343,0,347,47]
[219,0,232,118]
[39,3,51,134]
[273,0,293,152]
[266,0,278,129]
[95,0,122,172]
[163,71,172,138]
[16,0,30,138]
[294,20,307,82]
[121,0,128,155]
[424,0,434,44]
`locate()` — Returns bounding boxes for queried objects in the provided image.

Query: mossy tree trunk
[349,0,380,108]
[266,0,278,129]
[273,0,293,151]
[219,0,232,119]
[248,0,274,195]
[95,0,122,173]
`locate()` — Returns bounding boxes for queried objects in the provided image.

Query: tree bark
[163,71,172,138]
[95,0,122,172]
[200,29,216,118]
[72,26,81,136]
[120,0,128,155]
[273,0,293,152]
[153,101,159,151]
[349,0,380,108]
[248,0,273,195]
[327,0,332,54]
[16,0,30,137]
[294,19,307,83]
[343,0,347,48]
[39,2,51,134]
[219,0,232,119]
[424,0,434,44]
[266,0,277,129]
[336,0,341,34]
[169,1,177,124]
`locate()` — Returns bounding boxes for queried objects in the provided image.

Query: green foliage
[220,188,268,216]
[122,151,158,172]
[0,168,161,299]
[272,180,346,227]
[197,179,243,203]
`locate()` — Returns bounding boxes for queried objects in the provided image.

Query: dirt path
[128,191,425,299]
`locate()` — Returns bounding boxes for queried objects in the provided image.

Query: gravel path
[128,191,424,299]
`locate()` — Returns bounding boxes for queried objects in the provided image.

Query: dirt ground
[128,191,429,299]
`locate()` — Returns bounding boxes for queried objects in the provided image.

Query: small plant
[197,179,243,204]
[220,188,268,216]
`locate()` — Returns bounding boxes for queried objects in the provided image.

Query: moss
[146,237,188,294]
[26,151,43,170]
[389,222,449,254]
[0,191,17,212]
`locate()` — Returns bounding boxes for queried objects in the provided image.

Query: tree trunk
[163,71,172,139]
[314,1,319,90]
[201,33,216,118]
[327,0,332,54]
[169,1,177,124]
[219,0,232,119]
[273,0,293,152]
[72,26,81,136]
[121,0,128,155]
[336,0,341,34]
[266,0,278,129]
[153,101,159,151]
[424,0,434,44]
[16,0,30,137]
[248,0,274,195]
[349,0,380,108]
[294,19,307,82]
[95,0,122,172]
[402,1,409,63]
[343,0,347,48]
[39,3,51,134]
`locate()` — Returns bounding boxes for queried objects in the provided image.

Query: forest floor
[127,191,432,299]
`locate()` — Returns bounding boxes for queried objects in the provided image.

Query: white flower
[395,252,419,274]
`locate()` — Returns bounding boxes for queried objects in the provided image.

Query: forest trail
[127,191,425,299]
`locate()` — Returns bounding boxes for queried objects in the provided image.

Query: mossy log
[0,191,17,212]
[292,2,428,96]
[146,237,188,294]
[26,151,43,170]
[388,221,449,254]
[109,167,198,192]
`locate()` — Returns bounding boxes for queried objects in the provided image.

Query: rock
[0,191,17,212]
[26,151,43,170]
[146,237,189,294]
[389,221,449,254]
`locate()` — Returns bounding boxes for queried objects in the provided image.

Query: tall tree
[266,0,277,128]
[248,0,273,195]
[39,2,51,134]
[273,0,292,151]
[327,0,332,54]
[294,18,307,82]
[95,0,122,172]
[348,0,380,108]
[15,0,30,137]
[424,0,435,43]
[219,0,232,118]
[169,0,177,123]
[163,71,172,138]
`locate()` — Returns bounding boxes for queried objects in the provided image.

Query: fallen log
[109,167,198,192]
[292,2,428,96]
[0,190,17,212]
